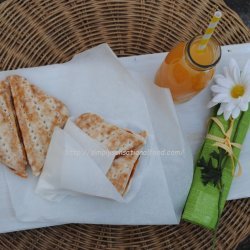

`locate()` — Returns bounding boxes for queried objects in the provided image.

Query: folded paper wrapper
[35,118,149,203]
[182,108,250,230]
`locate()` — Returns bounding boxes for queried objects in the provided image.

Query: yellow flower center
[231,84,245,98]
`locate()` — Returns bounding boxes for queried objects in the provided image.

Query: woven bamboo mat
[0,0,249,249]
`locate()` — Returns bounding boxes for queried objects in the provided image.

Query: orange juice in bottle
[155,35,221,103]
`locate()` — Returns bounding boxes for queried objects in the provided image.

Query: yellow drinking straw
[198,11,222,51]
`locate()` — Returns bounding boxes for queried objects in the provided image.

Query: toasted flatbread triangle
[75,113,147,195]
[8,75,69,176]
[107,131,147,196]
[75,113,146,153]
[0,80,27,177]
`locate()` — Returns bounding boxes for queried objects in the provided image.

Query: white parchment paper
[1,44,192,227]
[0,43,248,233]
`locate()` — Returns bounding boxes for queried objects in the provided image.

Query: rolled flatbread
[107,131,147,195]
[8,75,69,176]
[75,113,146,153]
[75,113,147,196]
[0,81,27,177]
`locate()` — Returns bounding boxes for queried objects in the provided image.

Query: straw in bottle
[198,11,222,51]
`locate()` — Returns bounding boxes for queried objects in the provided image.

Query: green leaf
[197,148,227,188]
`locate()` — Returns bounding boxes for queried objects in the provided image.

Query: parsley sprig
[198,148,227,187]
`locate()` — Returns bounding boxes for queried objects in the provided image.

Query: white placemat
[0,43,249,233]
[0,44,192,233]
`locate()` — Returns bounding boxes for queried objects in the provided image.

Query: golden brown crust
[106,153,139,195]
[0,80,27,177]
[107,131,147,195]
[8,75,69,176]
[75,113,147,196]
[75,113,146,153]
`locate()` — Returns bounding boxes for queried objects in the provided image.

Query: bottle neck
[185,35,221,71]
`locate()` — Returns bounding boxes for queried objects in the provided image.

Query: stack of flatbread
[0,75,69,177]
[75,113,147,196]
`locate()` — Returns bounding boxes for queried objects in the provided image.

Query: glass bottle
[155,35,221,103]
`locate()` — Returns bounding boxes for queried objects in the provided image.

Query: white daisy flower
[208,58,250,120]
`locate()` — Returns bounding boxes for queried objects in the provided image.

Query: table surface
[225,0,250,27]
[0,0,248,249]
